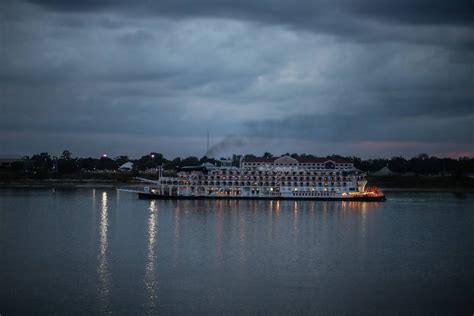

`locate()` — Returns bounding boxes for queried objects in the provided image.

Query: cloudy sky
[1,0,473,159]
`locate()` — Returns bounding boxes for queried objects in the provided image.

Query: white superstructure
[141,155,384,200]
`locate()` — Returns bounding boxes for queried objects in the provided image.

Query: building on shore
[371,166,395,176]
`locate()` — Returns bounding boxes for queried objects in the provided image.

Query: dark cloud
[245,112,474,143]
[15,0,473,55]
[352,0,474,25]
[1,0,473,158]
[25,0,474,26]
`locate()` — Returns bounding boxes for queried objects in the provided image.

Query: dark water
[1,189,473,315]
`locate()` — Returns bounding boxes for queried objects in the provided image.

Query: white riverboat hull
[137,191,386,201]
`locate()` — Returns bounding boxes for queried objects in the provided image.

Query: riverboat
[133,155,385,201]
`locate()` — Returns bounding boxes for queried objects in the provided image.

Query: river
[1,189,473,314]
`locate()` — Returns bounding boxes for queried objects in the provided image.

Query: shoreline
[0,179,142,189]
[0,180,472,192]
[381,187,473,192]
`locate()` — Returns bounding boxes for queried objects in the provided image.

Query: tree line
[3,150,474,177]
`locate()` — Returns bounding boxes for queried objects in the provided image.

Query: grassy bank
[0,171,140,189]
[367,175,474,191]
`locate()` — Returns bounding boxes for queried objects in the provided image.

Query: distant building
[372,166,394,176]
[118,162,134,171]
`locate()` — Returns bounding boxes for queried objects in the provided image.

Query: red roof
[295,156,350,164]
[243,155,350,164]
[243,156,276,163]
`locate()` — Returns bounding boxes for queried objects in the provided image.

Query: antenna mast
[206,129,209,157]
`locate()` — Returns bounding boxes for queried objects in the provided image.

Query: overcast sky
[1,0,473,159]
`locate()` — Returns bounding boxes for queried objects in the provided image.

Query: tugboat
[132,155,386,201]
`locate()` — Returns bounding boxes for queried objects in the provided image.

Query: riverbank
[1,178,473,192]
[0,179,143,189]
[381,187,473,192]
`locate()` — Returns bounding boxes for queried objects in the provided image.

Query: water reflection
[275,200,281,212]
[92,188,96,208]
[360,202,368,237]
[239,209,247,266]
[322,201,328,224]
[145,201,158,313]
[116,189,120,204]
[97,191,110,313]
[173,202,181,265]
[268,201,273,239]
[215,205,223,262]
[341,201,382,239]
[293,201,299,245]
[274,200,281,236]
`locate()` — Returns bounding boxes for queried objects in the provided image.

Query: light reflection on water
[215,205,223,262]
[268,200,274,240]
[145,200,158,313]
[173,202,181,266]
[239,207,246,267]
[92,188,96,208]
[97,191,110,313]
